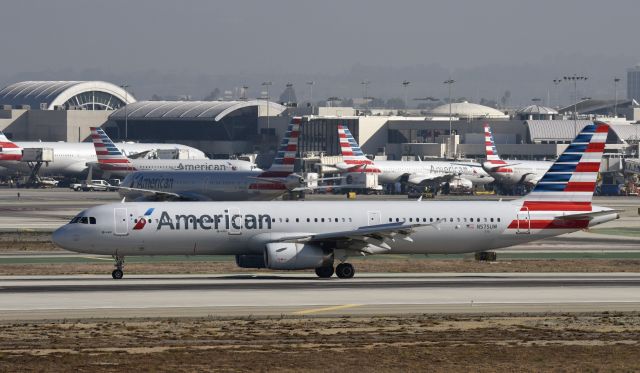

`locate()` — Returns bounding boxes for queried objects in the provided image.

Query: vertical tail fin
[90,127,135,171]
[521,121,609,207]
[0,130,23,161]
[337,124,380,173]
[263,117,301,176]
[483,124,507,165]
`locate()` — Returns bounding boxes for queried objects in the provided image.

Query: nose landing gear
[111,255,125,279]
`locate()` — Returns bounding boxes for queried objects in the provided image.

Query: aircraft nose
[52,225,71,249]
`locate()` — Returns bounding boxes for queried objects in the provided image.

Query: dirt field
[1,313,639,372]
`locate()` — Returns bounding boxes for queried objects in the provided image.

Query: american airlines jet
[90,127,255,177]
[53,122,617,279]
[334,125,493,189]
[483,124,552,187]
[0,130,207,177]
[116,118,305,201]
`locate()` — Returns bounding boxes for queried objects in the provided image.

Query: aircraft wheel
[336,263,355,279]
[112,269,124,279]
[315,266,334,278]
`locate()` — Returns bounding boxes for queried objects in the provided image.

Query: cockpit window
[80,217,89,224]
[89,217,96,225]
[70,216,81,224]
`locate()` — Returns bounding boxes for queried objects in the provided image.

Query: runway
[1,273,640,320]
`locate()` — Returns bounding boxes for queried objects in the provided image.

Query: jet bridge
[20,147,54,187]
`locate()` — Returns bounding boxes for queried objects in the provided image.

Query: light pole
[120,84,129,140]
[402,80,410,110]
[361,80,370,111]
[285,83,294,105]
[563,74,588,136]
[241,85,249,100]
[552,79,562,108]
[614,77,620,118]
[306,81,315,107]
[444,79,455,159]
[262,81,272,130]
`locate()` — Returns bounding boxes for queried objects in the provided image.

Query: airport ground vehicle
[70,179,112,192]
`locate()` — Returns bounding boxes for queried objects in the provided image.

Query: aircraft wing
[274,221,435,254]
[116,186,192,201]
[405,173,453,185]
[126,150,153,159]
[484,162,522,172]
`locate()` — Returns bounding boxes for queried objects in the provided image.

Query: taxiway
[1,273,640,320]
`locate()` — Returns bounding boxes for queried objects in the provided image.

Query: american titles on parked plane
[116,118,310,201]
[333,124,492,192]
[0,130,207,177]
[90,127,255,177]
[482,124,552,188]
[53,122,618,279]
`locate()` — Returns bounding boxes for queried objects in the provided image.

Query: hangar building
[0,81,135,141]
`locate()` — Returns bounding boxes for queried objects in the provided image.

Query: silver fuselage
[53,200,615,257]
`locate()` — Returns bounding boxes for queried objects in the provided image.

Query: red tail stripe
[98,159,131,164]
[564,182,596,192]
[575,163,600,172]
[521,201,592,211]
[507,219,590,229]
[595,125,609,133]
[585,142,606,152]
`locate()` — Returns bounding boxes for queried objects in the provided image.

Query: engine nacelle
[264,243,333,270]
[235,254,266,268]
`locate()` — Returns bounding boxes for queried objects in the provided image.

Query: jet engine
[284,173,305,190]
[264,243,333,270]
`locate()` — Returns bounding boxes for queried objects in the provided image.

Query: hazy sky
[1,0,638,104]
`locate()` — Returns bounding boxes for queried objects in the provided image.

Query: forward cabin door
[367,211,381,226]
[228,207,242,235]
[114,208,128,236]
[516,207,531,234]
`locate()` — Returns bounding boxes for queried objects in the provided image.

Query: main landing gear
[314,263,355,279]
[112,255,125,279]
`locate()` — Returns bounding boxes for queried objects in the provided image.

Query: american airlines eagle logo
[133,208,155,230]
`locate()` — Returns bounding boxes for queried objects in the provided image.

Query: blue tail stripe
[539,173,573,182]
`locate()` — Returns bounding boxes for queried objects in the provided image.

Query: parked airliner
[90,127,255,177]
[333,125,493,188]
[117,118,305,201]
[0,130,206,177]
[53,122,617,279]
[483,124,552,187]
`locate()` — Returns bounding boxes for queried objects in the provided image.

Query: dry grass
[1,313,639,372]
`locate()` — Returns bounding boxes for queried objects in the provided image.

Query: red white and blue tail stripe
[508,122,610,231]
[249,117,301,190]
[0,130,23,161]
[337,124,381,173]
[484,124,507,165]
[90,127,136,171]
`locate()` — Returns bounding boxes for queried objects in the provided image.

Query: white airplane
[117,118,306,201]
[0,130,207,177]
[333,125,493,189]
[53,122,618,279]
[482,124,552,187]
[90,127,255,177]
